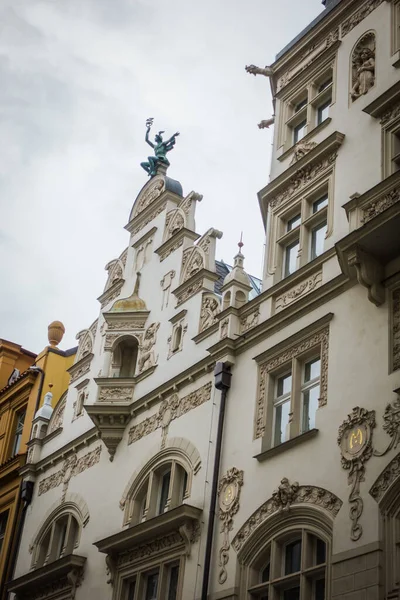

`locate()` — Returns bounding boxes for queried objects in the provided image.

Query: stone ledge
[254,428,318,462]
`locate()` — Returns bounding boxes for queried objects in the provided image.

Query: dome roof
[111,273,147,313]
[35,392,53,420]
[223,250,251,289]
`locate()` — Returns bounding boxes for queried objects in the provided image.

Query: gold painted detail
[38,446,102,500]
[128,382,212,445]
[338,407,376,541]
[232,479,342,554]
[256,327,329,439]
[217,468,244,585]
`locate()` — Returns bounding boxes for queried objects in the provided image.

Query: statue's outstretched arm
[245,64,273,77]
[145,128,155,149]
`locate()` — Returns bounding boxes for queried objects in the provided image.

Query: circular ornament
[340,421,370,461]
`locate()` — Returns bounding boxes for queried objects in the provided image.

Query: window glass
[302,387,319,432]
[145,572,159,600]
[283,588,300,600]
[56,520,68,558]
[311,222,327,260]
[12,409,26,456]
[277,373,292,397]
[294,98,307,112]
[285,539,302,574]
[284,241,299,276]
[287,214,301,232]
[317,99,331,125]
[312,195,328,213]
[293,120,306,144]
[167,565,180,600]
[261,562,270,583]
[316,538,326,565]
[127,580,136,600]
[0,511,9,555]
[274,400,290,445]
[158,469,171,514]
[315,579,325,600]
[305,358,321,382]
[318,78,332,93]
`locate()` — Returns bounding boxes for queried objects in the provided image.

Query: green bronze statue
[140,118,180,177]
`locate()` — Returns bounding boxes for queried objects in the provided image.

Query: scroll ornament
[338,407,376,541]
[217,468,244,584]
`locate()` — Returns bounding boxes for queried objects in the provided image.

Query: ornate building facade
[8,1,400,599]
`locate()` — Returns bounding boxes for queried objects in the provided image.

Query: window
[248,530,328,600]
[168,319,186,359]
[129,461,189,526]
[110,337,138,377]
[277,187,329,279]
[282,66,334,150]
[383,115,400,177]
[12,409,26,456]
[0,511,9,556]
[171,326,182,353]
[301,358,321,433]
[392,2,400,55]
[123,562,180,600]
[273,373,292,445]
[33,513,79,569]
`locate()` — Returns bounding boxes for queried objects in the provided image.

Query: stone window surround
[277,58,336,153]
[391,0,400,62]
[254,313,332,441]
[167,310,188,359]
[117,555,183,600]
[382,108,400,178]
[73,379,89,422]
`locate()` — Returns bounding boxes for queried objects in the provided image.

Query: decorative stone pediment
[131,176,165,220]
[8,555,86,600]
[232,478,342,555]
[68,353,93,385]
[75,328,95,363]
[47,394,67,435]
[163,190,202,244]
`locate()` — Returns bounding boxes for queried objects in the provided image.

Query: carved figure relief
[199,294,220,333]
[104,255,126,292]
[220,318,229,340]
[290,140,317,165]
[338,407,376,541]
[350,32,376,101]
[240,309,259,334]
[181,248,205,283]
[138,323,160,373]
[232,478,342,554]
[160,271,176,309]
[164,209,186,241]
[217,468,244,584]
[128,382,212,445]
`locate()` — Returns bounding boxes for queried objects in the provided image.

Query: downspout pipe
[201,362,232,600]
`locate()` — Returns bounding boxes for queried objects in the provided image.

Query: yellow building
[0,322,76,597]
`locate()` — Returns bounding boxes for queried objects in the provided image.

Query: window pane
[311,222,327,260]
[283,588,300,600]
[261,561,270,583]
[274,400,290,445]
[13,410,26,456]
[315,578,325,600]
[277,373,292,397]
[127,581,136,600]
[57,521,68,558]
[316,539,326,565]
[294,98,307,112]
[167,565,180,600]
[302,386,319,432]
[293,120,306,144]
[0,511,9,555]
[145,572,159,600]
[305,358,321,382]
[284,241,299,277]
[287,214,301,232]
[312,195,328,213]
[317,99,331,125]
[285,540,302,574]
[158,470,171,514]
[318,78,332,93]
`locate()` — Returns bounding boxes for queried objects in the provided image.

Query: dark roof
[214,260,262,298]
[275,0,343,61]
[0,369,37,396]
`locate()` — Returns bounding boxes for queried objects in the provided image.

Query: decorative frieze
[256,327,329,438]
[68,354,93,385]
[135,178,165,216]
[289,140,317,166]
[275,272,322,312]
[269,152,337,211]
[98,386,135,403]
[240,309,260,333]
[217,468,244,584]
[106,321,145,331]
[38,446,102,499]
[128,382,212,445]
[338,407,376,541]
[341,0,384,37]
[199,294,220,333]
[381,101,400,126]
[362,188,400,223]
[232,478,342,554]
[393,289,400,371]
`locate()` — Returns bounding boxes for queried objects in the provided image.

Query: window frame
[32,512,80,569]
[0,510,9,557]
[121,556,184,600]
[12,408,26,456]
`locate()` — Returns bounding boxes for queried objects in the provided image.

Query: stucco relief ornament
[290,140,317,165]
[338,406,376,541]
[217,468,244,585]
[199,295,220,332]
[138,322,160,373]
[373,394,400,457]
[272,477,299,512]
[350,34,375,101]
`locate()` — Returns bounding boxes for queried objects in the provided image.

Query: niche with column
[110,336,140,378]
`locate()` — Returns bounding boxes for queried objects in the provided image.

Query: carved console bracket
[84,404,131,462]
[217,467,244,584]
[338,406,376,541]
[347,247,385,306]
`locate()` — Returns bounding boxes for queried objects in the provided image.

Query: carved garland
[341,0,384,37]
[232,478,342,554]
[338,407,376,541]
[217,468,244,584]
[361,188,400,223]
[255,327,329,439]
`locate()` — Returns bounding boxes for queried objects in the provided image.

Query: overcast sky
[1,0,323,352]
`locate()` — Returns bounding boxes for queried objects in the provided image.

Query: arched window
[130,460,189,526]
[33,512,80,569]
[222,291,231,311]
[172,325,183,353]
[234,290,246,308]
[110,337,139,378]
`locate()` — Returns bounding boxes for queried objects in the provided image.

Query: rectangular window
[392,129,400,173]
[284,241,299,277]
[310,222,327,260]
[301,358,321,433]
[317,99,331,125]
[318,77,332,93]
[273,373,292,446]
[283,589,300,600]
[287,214,301,232]
[0,511,9,556]
[12,409,26,456]
[145,572,159,600]
[167,565,180,600]
[293,120,306,144]
[294,97,308,112]
[127,580,136,600]
[312,195,328,213]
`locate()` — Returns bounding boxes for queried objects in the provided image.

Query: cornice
[192,322,219,345]
[125,190,180,235]
[363,80,400,120]
[172,268,220,299]
[131,226,157,248]
[343,171,400,221]
[154,228,200,262]
[258,131,345,226]
[97,279,125,308]
[0,370,37,403]
[169,309,187,324]
[67,352,93,384]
